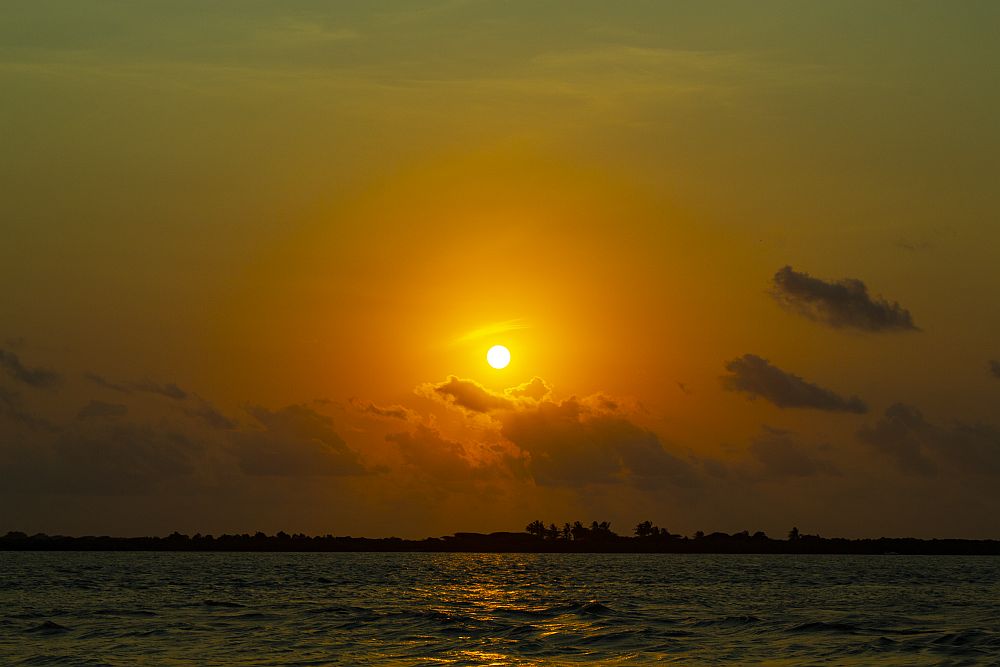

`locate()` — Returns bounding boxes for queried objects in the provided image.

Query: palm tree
[525,520,546,538]
[634,520,654,538]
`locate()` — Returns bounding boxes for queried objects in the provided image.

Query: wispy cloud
[451,319,529,345]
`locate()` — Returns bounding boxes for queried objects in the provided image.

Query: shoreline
[4,532,1000,555]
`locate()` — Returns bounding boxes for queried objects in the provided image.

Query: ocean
[2,552,999,665]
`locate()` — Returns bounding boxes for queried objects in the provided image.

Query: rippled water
[2,552,1000,665]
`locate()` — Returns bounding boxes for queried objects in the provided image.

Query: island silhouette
[3,521,998,554]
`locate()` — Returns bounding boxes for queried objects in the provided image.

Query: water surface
[2,552,999,665]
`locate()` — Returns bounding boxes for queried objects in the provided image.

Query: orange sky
[2,2,1000,538]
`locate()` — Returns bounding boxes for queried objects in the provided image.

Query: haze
[2,2,999,539]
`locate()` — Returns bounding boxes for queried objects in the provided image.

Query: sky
[2,1,999,539]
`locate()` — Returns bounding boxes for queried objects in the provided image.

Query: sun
[486,345,511,369]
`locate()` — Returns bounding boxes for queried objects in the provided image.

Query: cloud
[500,396,695,488]
[504,377,552,401]
[722,354,867,413]
[133,380,187,400]
[185,397,236,430]
[350,398,418,422]
[85,373,188,400]
[451,319,529,345]
[770,266,918,332]
[386,424,483,482]
[55,425,198,494]
[417,376,555,414]
[859,404,1000,476]
[414,376,696,489]
[84,372,132,393]
[77,400,128,420]
[747,426,838,477]
[234,404,366,476]
[1,422,200,495]
[0,349,60,388]
[857,404,941,475]
[989,360,1000,379]
[86,371,233,425]
[417,376,515,413]
[0,386,54,430]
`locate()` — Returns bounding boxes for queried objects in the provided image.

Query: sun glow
[486,345,511,369]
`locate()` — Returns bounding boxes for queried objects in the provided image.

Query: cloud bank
[747,427,838,478]
[234,404,367,477]
[858,404,1000,476]
[500,395,695,489]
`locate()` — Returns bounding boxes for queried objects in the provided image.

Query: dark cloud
[133,380,187,400]
[414,376,697,489]
[55,426,198,494]
[857,404,941,475]
[77,400,128,420]
[722,354,868,413]
[185,397,236,430]
[0,386,54,430]
[234,404,366,476]
[770,266,918,332]
[0,386,16,412]
[748,427,838,477]
[0,349,60,388]
[989,360,1000,379]
[1,423,199,495]
[419,376,514,413]
[386,424,481,482]
[85,373,188,400]
[500,396,695,488]
[84,372,132,393]
[858,403,1000,476]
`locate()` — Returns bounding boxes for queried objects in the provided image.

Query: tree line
[4,526,999,554]
[525,520,807,542]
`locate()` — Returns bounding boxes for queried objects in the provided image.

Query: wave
[930,629,1000,647]
[201,599,245,608]
[787,620,862,634]
[692,615,762,627]
[26,620,70,634]
[91,608,158,617]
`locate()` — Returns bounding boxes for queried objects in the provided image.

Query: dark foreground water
[2,552,999,665]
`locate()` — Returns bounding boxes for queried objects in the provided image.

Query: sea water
[2,552,999,665]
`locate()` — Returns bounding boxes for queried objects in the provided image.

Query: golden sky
[2,2,1000,538]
